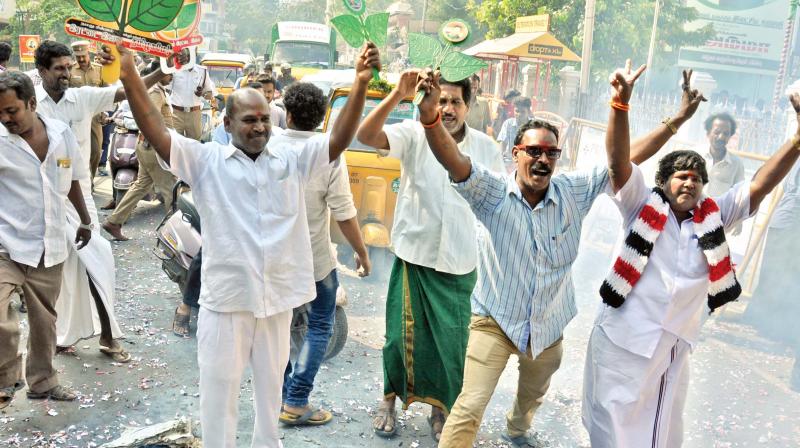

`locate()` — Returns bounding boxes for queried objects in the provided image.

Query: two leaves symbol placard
[78,0,183,33]
[330,0,389,81]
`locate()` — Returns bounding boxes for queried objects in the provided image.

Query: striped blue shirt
[454,162,609,356]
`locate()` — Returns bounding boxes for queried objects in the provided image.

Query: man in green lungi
[357,70,503,441]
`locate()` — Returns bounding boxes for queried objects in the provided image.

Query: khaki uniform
[107,86,177,225]
[69,62,107,180]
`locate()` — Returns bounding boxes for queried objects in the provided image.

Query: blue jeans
[283,269,338,407]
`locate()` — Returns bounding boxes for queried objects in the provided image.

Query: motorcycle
[108,110,140,205]
[154,181,349,361]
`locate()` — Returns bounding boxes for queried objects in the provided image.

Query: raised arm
[749,93,800,213]
[606,60,646,193]
[116,45,172,163]
[417,70,472,182]
[97,45,167,103]
[356,69,420,152]
[630,70,706,165]
[328,42,381,162]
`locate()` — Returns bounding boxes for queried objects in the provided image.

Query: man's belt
[172,105,201,112]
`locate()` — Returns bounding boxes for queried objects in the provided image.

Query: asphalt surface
[2,176,799,447]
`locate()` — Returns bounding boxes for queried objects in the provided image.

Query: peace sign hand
[676,69,707,120]
[608,59,647,105]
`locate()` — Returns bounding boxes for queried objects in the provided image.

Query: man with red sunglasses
[413,64,706,447]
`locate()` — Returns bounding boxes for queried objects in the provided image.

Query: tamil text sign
[678,0,789,76]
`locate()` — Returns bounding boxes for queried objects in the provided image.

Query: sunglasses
[514,145,562,160]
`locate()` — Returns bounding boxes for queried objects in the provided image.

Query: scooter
[108,110,140,205]
[154,181,349,360]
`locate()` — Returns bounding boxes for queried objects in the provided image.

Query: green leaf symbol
[127,0,184,32]
[78,0,123,23]
[408,33,441,68]
[172,1,198,30]
[364,12,389,47]
[440,51,487,82]
[331,14,365,48]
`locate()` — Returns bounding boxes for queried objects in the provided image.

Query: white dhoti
[582,326,691,448]
[197,307,291,448]
[55,175,122,347]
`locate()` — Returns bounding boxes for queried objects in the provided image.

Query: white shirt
[0,116,87,267]
[596,164,753,358]
[165,130,334,317]
[703,148,745,198]
[35,85,117,164]
[269,130,356,282]
[383,121,504,274]
[170,66,216,108]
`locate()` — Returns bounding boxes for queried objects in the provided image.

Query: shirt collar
[704,147,732,165]
[35,84,76,105]
[506,171,559,208]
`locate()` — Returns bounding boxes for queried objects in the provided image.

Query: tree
[467,0,713,84]
[2,0,87,53]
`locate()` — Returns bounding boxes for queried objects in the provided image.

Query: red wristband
[421,112,442,129]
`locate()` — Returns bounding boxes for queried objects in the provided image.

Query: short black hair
[513,96,531,110]
[34,40,72,70]
[282,82,327,131]
[247,82,263,89]
[441,77,471,105]
[255,75,275,88]
[0,71,36,103]
[140,60,159,76]
[704,112,737,135]
[655,150,709,187]
[514,119,559,146]
[0,42,12,64]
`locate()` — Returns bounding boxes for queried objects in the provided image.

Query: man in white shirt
[702,112,745,198]
[0,71,92,409]
[357,72,504,441]
[170,48,216,140]
[583,69,800,447]
[116,42,380,446]
[271,82,371,427]
[34,41,164,362]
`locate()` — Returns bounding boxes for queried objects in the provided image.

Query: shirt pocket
[267,176,300,216]
[56,161,73,194]
[543,224,579,268]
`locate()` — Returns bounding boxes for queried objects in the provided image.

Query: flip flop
[99,346,131,363]
[173,307,191,337]
[0,381,24,410]
[279,407,333,426]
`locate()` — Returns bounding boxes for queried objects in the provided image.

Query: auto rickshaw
[200,52,252,100]
[322,87,417,279]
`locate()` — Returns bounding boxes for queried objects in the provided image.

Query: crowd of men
[0,36,798,448]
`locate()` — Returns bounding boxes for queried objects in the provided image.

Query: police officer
[69,41,108,182]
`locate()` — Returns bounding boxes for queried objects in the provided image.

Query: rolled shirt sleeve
[325,154,357,222]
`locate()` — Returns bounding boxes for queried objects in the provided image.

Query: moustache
[530,162,552,175]
[442,114,456,121]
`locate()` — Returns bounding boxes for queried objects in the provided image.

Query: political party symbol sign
[330,0,389,81]
[65,0,186,83]
[408,19,487,104]
[156,0,203,50]
[18,35,40,63]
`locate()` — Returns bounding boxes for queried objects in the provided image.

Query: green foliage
[368,78,393,94]
[467,0,714,83]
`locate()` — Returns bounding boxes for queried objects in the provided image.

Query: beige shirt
[704,148,745,198]
[69,62,106,88]
[150,84,174,129]
[466,97,491,133]
[270,129,357,281]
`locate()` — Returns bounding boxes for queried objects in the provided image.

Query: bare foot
[372,397,397,437]
[430,405,445,442]
[102,221,129,241]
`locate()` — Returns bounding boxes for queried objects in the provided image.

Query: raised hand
[114,44,138,80]
[676,69,707,120]
[415,69,441,123]
[790,93,800,135]
[395,69,424,98]
[356,42,381,83]
[609,59,646,105]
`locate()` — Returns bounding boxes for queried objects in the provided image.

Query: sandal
[99,345,131,363]
[372,401,397,438]
[27,385,77,401]
[279,406,333,426]
[0,381,24,410]
[172,307,190,337]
